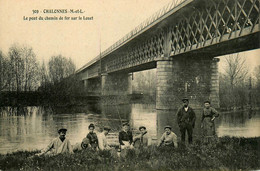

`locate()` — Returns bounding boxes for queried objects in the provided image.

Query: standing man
[201,100,220,143]
[176,98,196,144]
[98,126,111,150]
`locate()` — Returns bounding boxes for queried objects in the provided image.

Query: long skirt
[202,118,218,143]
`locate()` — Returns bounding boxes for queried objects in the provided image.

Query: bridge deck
[77,0,259,79]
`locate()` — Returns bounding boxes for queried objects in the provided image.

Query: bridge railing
[77,0,189,74]
[79,0,259,77]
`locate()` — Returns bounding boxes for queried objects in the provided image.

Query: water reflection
[217,110,260,137]
[0,105,259,154]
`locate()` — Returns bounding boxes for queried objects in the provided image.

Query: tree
[0,50,10,91]
[223,53,248,89]
[253,65,260,87]
[39,61,49,91]
[22,46,39,91]
[8,44,40,91]
[8,44,24,91]
[251,65,260,107]
[220,53,249,109]
[48,55,76,84]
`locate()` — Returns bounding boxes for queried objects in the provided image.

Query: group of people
[36,97,219,156]
[158,97,220,148]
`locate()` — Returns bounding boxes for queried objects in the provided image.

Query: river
[0,104,259,154]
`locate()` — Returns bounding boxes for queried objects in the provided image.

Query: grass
[0,137,259,171]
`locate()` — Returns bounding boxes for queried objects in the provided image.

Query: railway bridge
[76,0,259,110]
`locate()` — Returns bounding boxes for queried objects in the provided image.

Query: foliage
[0,51,10,91]
[219,53,260,109]
[0,44,39,92]
[0,137,259,171]
[48,55,75,84]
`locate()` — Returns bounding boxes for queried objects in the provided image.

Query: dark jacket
[176,106,196,128]
[86,132,98,148]
[119,131,133,145]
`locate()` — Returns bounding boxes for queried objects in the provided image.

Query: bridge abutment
[156,57,220,110]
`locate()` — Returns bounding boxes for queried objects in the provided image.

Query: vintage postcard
[0,0,259,170]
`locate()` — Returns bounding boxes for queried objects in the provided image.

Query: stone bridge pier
[83,77,101,95]
[101,72,132,105]
[156,56,219,110]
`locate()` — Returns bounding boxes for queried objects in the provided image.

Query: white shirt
[97,132,109,150]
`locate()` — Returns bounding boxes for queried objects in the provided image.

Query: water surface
[0,105,259,154]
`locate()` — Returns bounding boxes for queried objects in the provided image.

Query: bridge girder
[78,0,259,79]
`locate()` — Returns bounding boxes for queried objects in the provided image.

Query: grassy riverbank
[0,137,259,171]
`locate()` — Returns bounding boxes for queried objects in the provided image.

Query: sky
[0,0,259,71]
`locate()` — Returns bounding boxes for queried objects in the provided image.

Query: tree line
[0,44,80,105]
[219,54,260,110]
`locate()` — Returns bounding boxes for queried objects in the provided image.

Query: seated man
[119,122,133,150]
[97,126,111,150]
[157,125,178,148]
[73,137,90,152]
[133,126,151,148]
[37,128,74,156]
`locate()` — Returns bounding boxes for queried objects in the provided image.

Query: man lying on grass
[36,128,74,156]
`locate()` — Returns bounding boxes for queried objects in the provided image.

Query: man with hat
[133,126,151,148]
[176,97,196,144]
[98,126,112,150]
[37,128,73,156]
[157,125,178,147]
[119,122,133,149]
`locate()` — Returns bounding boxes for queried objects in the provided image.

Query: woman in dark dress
[86,123,98,150]
[201,101,220,143]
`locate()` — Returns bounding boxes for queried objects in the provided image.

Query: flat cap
[182,97,189,102]
[139,126,146,131]
[58,128,67,133]
[204,100,211,104]
[103,126,111,131]
[164,125,172,130]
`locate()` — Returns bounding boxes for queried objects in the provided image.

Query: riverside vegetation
[0,137,259,171]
